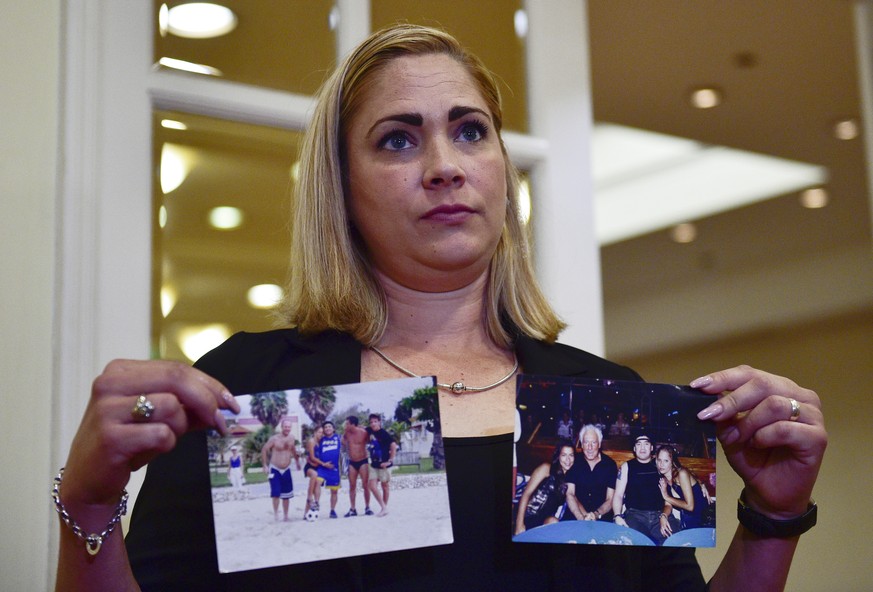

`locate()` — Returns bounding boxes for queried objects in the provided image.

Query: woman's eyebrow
[367,113,423,137]
[448,105,489,122]
[367,105,490,138]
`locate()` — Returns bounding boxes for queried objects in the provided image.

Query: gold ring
[788,398,800,422]
[131,394,155,421]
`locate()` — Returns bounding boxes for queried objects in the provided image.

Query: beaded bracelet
[51,467,128,556]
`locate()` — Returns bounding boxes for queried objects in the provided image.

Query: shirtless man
[342,416,372,517]
[261,418,301,521]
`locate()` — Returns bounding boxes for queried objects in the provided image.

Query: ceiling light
[247,284,284,309]
[158,4,169,37]
[833,118,859,140]
[592,124,827,244]
[178,324,231,362]
[160,143,194,194]
[800,187,829,208]
[670,223,697,243]
[514,10,529,38]
[518,177,532,224]
[158,57,223,77]
[208,206,244,230]
[161,119,187,131]
[689,87,722,109]
[166,3,237,39]
[160,285,177,318]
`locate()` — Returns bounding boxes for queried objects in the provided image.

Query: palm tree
[298,386,336,426]
[399,385,444,469]
[249,391,289,428]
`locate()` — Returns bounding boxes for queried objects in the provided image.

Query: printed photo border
[513,375,717,548]
[207,375,453,573]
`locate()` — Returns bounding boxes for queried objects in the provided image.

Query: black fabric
[126,328,706,591]
[564,453,618,518]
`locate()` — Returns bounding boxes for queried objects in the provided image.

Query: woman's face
[656,450,673,476]
[314,427,324,440]
[558,446,575,472]
[344,53,508,292]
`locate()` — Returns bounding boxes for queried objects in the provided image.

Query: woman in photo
[515,444,575,535]
[54,24,826,592]
[656,444,712,531]
[302,424,325,516]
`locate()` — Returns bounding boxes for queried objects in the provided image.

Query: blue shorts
[269,466,294,499]
[317,466,340,489]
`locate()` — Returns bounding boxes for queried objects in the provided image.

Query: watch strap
[737,489,817,538]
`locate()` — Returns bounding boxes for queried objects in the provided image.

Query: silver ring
[788,398,800,422]
[131,394,155,421]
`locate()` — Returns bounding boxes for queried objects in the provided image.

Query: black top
[565,453,619,516]
[625,459,664,512]
[125,329,707,591]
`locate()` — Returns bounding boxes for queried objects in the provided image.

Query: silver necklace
[370,346,519,395]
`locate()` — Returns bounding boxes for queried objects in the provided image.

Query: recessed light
[161,119,187,131]
[167,3,237,39]
[209,206,244,230]
[689,87,722,109]
[514,10,529,38]
[670,222,698,243]
[800,187,828,209]
[178,324,231,362]
[518,177,532,225]
[833,118,859,141]
[247,284,284,309]
[158,57,223,77]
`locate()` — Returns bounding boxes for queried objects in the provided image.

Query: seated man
[612,434,678,544]
[562,424,616,521]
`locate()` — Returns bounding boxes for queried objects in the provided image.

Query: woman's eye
[379,131,413,151]
[458,121,488,143]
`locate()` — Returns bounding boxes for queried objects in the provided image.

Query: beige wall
[619,309,873,592]
[1,1,59,590]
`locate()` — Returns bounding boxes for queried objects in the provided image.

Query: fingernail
[223,390,240,413]
[690,375,713,389]
[697,402,723,420]
[721,426,739,446]
[214,409,229,436]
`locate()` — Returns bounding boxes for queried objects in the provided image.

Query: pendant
[451,382,465,394]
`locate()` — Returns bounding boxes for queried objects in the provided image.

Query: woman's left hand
[693,365,827,518]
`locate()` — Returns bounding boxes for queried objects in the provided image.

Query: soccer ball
[305,508,319,522]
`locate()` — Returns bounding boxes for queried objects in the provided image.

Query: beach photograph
[208,375,453,573]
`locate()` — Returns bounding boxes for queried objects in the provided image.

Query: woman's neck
[375,269,498,353]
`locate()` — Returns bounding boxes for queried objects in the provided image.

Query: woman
[55,24,826,592]
[226,446,244,496]
[656,445,712,531]
[515,444,575,535]
[302,425,324,517]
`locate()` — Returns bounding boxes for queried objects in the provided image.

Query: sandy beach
[212,470,453,573]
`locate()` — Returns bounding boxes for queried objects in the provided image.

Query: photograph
[514,375,718,547]
[208,375,453,573]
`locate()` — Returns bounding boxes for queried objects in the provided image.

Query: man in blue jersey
[316,421,342,519]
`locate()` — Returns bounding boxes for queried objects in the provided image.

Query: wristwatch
[736,489,817,538]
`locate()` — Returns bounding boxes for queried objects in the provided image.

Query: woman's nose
[423,139,465,189]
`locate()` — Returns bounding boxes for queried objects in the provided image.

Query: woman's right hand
[60,359,238,509]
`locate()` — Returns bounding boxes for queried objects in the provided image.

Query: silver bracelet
[51,467,128,556]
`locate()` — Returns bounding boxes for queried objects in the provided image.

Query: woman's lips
[421,203,476,223]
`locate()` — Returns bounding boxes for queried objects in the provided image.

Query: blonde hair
[277,24,565,347]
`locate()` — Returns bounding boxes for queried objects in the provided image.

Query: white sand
[212,470,453,573]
